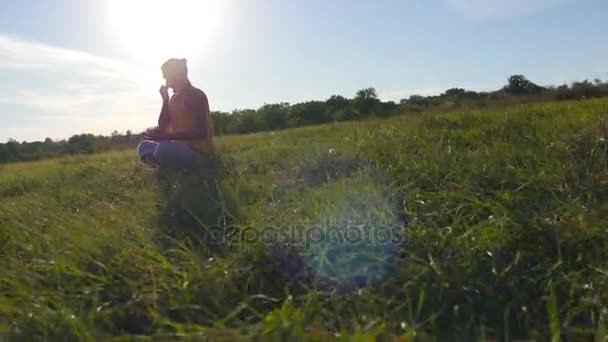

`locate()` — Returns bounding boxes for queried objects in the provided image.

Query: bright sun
[108,0,221,65]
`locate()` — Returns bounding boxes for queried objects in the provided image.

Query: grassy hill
[2,98,608,340]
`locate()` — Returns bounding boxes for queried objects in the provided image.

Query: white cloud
[447,0,565,18]
[0,34,160,142]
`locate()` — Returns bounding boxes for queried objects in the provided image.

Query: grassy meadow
[2,98,608,340]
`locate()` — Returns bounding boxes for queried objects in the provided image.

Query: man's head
[161,58,189,89]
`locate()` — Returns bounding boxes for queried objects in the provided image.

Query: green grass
[2,98,608,340]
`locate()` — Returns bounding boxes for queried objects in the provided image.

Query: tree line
[0,132,140,164]
[2,75,608,164]
[212,75,608,134]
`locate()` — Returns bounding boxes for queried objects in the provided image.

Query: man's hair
[161,58,188,75]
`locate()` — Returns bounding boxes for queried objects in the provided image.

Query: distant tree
[291,101,329,125]
[572,80,593,90]
[212,111,240,135]
[67,134,97,154]
[407,95,429,107]
[569,79,605,99]
[354,87,381,117]
[0,145,7,163]
[4,139,21,162]
[333,107,357,121]
[124,130,134,144]
[326,95,349,108]
[504,75,543,95]
[257,103,291,130]
[356,88,378,99]
[325,95,351,120]
[443,88,466,97]
[378,101,398,117]
[237,109,265,134]
[505,75,528,95]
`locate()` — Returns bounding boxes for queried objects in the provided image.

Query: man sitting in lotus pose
[138,58,214,169]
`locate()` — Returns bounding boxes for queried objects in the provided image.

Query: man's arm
[144,86,172,140]
[158,86,171,134]
[158,100,171,133]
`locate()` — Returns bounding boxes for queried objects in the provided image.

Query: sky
[0,0,606,142]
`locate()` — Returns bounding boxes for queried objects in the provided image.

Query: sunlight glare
[108,0,221,65]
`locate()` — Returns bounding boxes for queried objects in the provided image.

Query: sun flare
[108,0,221,65]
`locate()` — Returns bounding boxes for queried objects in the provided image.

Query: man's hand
[159,85,170,102]
[143,127,164,140]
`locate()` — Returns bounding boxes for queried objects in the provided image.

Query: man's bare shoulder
[185,86,209,111]
[188,86,208,100]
